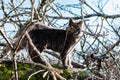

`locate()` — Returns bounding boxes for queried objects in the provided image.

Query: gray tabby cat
[6,19,83,68]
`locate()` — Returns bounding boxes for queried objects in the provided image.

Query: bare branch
[46,13,120,20]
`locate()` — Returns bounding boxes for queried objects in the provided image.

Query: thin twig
[28,70,45,80]
[30,0,35,22]
[10,0,21,24]
[0,29,14,50]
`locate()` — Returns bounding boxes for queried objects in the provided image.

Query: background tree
[0,0,120,80]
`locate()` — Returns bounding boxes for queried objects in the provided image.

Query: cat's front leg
[61,56,68,69]
[67,55,73,68]
[60,53,67,68]
[61,54,73,69]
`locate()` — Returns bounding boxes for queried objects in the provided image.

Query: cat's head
[67,18,83,35]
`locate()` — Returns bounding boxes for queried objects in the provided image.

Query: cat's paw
[69,64,73,68]
[64,65,73,69]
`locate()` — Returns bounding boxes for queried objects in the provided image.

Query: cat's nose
[74,28,80,32]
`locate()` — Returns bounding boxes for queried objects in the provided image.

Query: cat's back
[30,28,66,34]
[29,28,66,39]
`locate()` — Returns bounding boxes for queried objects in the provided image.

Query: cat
[5,19,83,69]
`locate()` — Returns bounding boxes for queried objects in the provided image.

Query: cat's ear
[69,18,73,26]
[78,20,83,27]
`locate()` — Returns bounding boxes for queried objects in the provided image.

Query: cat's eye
[70,26,74,29]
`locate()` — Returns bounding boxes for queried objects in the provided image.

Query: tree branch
[46,13,120,20]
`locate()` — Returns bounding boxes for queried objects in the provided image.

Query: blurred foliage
[62,69,72,79]
[0,63,45,80]
[0,62,88,80]
[0,64,13,80]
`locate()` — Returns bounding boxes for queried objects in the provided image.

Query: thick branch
[46,13,120,19]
